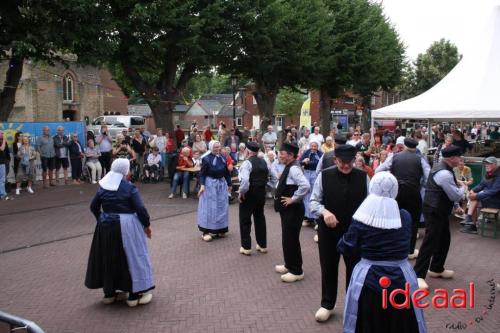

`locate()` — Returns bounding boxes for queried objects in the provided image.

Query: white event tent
[372,5,500,122]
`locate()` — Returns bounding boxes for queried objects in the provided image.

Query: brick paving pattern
[0,183,499,332]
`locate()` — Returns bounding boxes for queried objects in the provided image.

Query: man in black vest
[312,135,348,243]
[274,142,310,283]
[238,141,270,255]
[414,145,465,290]
[310,144,368,322]
[376,137,430,259]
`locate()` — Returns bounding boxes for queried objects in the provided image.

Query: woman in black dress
[85,158,154,307]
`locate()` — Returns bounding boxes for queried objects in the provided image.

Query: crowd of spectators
[0,120,499,203]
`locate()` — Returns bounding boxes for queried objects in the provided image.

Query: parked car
[89,115,145,138]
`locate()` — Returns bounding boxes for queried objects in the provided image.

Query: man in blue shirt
[461,156,500,234]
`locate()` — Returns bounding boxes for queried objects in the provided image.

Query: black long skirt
[355,286,420,333]
[85,220,133,295]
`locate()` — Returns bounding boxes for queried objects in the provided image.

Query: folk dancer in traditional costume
[376,137,430,260]
[238,141,271,255]
[274,142,310,282]
[414,145,465,289]
[197,141,232,242]
[312,134,346,243]
[310,144,368,322]
[85,158,154,307]
[338,172,427,333]
[300,141,323,227]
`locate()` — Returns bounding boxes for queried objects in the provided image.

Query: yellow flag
[300,97,311,128]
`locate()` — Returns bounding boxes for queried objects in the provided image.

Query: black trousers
[279,203,304,275]
[70,158,82,180]
[318,219,358,310]
[239,188,266,250]
[396,185,422,254]
[99,152,112,175]
[414,206,451,278]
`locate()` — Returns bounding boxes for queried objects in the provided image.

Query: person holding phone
[96,125,113,175]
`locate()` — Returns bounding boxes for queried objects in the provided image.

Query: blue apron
[343,258,427,333]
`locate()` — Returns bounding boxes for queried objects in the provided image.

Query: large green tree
[221,0,331,130]
[0,0,105,121]
[315,0,405,134]
[93,1,238,133]
[401,38,461,99]
[351,2,405,131]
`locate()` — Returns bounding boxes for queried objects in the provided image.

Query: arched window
[63,74,74,101]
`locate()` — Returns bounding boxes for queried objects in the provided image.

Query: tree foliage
[183,73,231,102]
[1,0,406,134]
[400,38,461,99]
[275,88,306,117]
[92,0,237,133]
[220,0,331,130]
[314,0,405,134]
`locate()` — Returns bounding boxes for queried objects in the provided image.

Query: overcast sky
[380,0,498,60]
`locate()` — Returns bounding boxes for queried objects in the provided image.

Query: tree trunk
[254,80,278,132]
[0,57,24,121]
[150,100,174,134]
[360,96,371,133]
[319,86,331,137]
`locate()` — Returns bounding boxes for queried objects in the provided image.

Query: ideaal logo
[379,276,475,309]
[378,277,496,330]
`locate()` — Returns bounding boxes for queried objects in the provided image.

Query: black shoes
[460,222,478,234]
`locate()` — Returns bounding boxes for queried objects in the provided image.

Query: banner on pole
[299,97,311,128]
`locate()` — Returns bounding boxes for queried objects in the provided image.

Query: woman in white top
[237,143,246,163]
[85,139,102,183]
[150,129,166,167]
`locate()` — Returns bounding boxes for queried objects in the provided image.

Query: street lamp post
[231,75,238,128]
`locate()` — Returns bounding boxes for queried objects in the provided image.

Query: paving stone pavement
[0,182,499,332]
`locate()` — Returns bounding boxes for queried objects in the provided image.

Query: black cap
[334,144,357,161]
[404,138,418,148]
[441,145,461,158]
[245,141,260,153]
[280,142,299,156]
[334,135,347,144]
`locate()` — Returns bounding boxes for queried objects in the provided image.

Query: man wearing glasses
[346,131,361,147]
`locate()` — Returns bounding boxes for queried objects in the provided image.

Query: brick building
[0,58,127,123]
[98,68,129,117]
[307,89,401,131]
[165,86,401,133]
[183,94,246,129]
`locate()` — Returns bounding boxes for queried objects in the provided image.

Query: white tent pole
[428,119,432,148]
